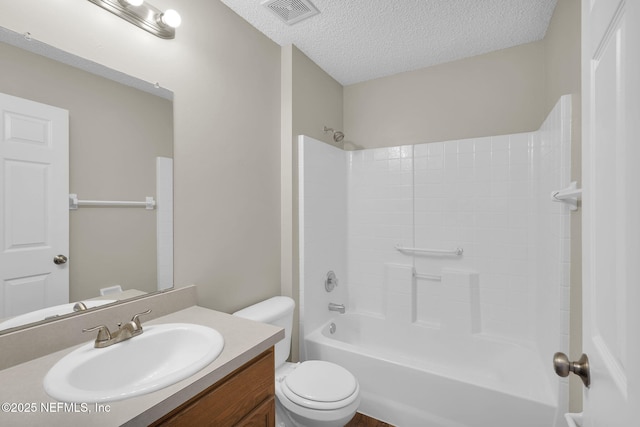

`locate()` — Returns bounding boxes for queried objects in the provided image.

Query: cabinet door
[153,348,274,426]
[236,397,275,427]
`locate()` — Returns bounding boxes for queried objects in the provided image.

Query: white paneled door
[0,93,69,319]
[580,0,640,425]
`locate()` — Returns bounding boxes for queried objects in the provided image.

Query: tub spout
[328,302,345,314]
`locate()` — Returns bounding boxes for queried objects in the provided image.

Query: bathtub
[304,313,559,427]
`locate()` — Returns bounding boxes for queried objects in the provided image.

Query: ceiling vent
[261,0,319,26]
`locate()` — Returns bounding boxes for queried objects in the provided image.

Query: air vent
[261,0,319,26]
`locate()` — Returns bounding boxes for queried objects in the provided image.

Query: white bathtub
[304,313,559,427]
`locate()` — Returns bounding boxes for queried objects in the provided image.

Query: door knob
[53,254,68,265]
[553,352,590,388]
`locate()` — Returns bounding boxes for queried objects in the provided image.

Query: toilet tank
[233,296,295,367]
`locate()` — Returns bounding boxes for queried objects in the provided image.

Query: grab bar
[69,194,156,210]
[413,271,441,281]
[395,244,463,256]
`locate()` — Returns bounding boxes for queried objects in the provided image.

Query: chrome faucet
[73,302,88,312]
[328,302,345,314]
[44,301,88,321]
[83,309,152,348]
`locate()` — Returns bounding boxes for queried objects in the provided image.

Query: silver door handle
[53,254,68,265]
[553,352,590,388]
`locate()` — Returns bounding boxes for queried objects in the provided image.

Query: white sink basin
[44,323,224,403]
[0,300,116,330]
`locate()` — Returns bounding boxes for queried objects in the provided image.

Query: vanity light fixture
[87,0,181,39]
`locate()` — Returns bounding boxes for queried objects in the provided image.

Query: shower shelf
[395,244,463,256]
[69,194,156,210]
[551,181,582,211]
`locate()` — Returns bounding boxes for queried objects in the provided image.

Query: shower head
[323,126,345,143]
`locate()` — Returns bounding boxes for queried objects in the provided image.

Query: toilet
[233,296,360,427]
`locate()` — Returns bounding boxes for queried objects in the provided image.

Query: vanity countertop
[0,305,284,426]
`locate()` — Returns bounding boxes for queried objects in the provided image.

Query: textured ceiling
[220,0,558,86]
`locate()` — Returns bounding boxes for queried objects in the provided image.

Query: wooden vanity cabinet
[152,348,275,427]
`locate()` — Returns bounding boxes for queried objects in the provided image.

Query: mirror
[0,27,174,333]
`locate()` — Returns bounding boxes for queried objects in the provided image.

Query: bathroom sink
[0,300,116,330]
[44,323,224,403]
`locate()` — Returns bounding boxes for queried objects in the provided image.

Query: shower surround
[298,96,573,426]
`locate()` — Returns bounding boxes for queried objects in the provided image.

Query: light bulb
[160,9,181,28]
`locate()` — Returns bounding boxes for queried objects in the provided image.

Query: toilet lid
[282,360,358,408]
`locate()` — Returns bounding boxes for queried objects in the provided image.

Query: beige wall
[344,42,547,148]
[545,0,581,113]
[290,46,344,149]
[0,41,172,301]
[344,0,581,150]
[281,45,343,360]
[0,0,282,313]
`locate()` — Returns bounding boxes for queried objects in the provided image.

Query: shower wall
[298,139,348,351]
[299,96,572,392]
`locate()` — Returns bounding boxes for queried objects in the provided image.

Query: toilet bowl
[233,296,360,427]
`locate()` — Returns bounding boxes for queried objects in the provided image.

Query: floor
[346,412,395,427]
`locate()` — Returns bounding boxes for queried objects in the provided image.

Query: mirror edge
[0,26,173,101]
[0,288,175,336]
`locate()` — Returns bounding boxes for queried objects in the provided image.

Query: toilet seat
[280,361,359,410]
